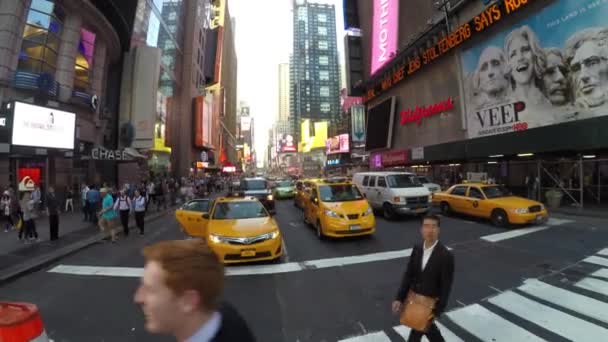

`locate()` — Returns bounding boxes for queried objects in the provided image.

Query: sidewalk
[0,206,175,284]
[550,204,608,219]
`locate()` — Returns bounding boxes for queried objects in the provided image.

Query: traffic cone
[0,302,49,342]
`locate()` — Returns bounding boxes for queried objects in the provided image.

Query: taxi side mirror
[202,213,210,219]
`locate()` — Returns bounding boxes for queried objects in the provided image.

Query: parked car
[415,175,441,193]
[353,172,431,220]
[432,182,548,227]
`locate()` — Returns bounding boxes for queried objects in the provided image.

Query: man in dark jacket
[392,214,454,342]
[135,240,255,342]
[46,186,60,241]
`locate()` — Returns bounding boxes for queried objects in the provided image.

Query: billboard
[461,0,608,139]
[326,134,350,154]
[12,102,75,150]
[278,133,297,153]
[300,120,328,153]
[240,116,251,132]
[371,0,399,75]
[194,94,213,148]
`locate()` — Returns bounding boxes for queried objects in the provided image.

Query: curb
[551,209,608,220]
[0,207,175,285]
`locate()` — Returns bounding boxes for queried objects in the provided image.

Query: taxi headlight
[325,209,341,218]
[267,194,273,201]
[362,207,373,216]
[270,231,280,239]
[209,234,226,244]
[428,195,433,202]
[514,208,529,214]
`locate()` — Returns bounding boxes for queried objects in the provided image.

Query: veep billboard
[371,0,399,75]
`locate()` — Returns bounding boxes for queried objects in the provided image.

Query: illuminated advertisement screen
[371,0,399,75]
[326,134,350,154]
[12,102,75,150]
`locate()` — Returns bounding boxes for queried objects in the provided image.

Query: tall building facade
[278,63,290,122]
[290,0,340,143]
[0,0,137,191]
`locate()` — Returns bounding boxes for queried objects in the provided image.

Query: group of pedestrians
[0,185,58,243]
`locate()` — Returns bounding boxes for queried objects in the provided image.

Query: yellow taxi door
[177,199,211,237]
[307,188,321,225]
[449,185,469,213]
[465,187,489,218]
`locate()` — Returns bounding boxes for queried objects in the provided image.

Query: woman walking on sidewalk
[114,190,132,237]
[65,186,74,212]
[19,191,38,242]
[1,191,14,232]
[133,190,146,235]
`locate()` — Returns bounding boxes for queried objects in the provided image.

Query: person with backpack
[114,190,132,237]
[133,189,146,235]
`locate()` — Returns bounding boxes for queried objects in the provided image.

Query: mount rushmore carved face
[477,47,509,96]
[570,40,608,107]
[542,50,570,106]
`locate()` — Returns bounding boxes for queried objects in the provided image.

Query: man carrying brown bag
[392,214,454,342]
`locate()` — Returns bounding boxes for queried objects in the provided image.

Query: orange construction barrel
[0,302,48,342]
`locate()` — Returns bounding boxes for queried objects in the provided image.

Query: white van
[353,171,431,219]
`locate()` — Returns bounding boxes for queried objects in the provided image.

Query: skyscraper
[278,63,290,122]
[290,0,340,143]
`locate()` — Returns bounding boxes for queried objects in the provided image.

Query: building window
[321,103,330,112]
[319,56,329,65]
[317,14,327,22]
[305,70,310,80]
[318,26,327,35]
[320,86,330,97]
[73,28,96,91]
[169,12,177,21]
[18,0,64,75]
[318,41,328,50]
[319,70,329,80]
[306,103,311,112]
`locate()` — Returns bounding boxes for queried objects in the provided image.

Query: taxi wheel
[440,202,451,216]
[491,209,509,227]
[316,220,325,240]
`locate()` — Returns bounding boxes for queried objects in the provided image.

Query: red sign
[381,150,408,167]
[400,97,454,125]
[18,168,41,191]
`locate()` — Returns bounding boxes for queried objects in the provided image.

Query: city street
[2,199,608,341]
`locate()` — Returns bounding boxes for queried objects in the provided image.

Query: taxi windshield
[241,179,267,190]
[212,201,268,219]
[482,186,512,199]
[387,175,423,188]
[277,181,293,187]
[319,184,363,202]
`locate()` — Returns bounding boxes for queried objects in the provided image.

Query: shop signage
[327,158,340,166]
[201,151,208,162]
[382,150,408,166]
[222,166,236,172]
[371,0,399,74]
[400,97,454,125]
[364,0,532,102]
[12,102,76,150]
[326,134,350,154]
[91,148,133,161]
[411,147,424,160]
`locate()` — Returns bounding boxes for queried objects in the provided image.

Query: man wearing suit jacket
[392,214,455,342]
[135,240,256,342]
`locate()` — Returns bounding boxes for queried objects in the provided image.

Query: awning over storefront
[124,147,147,159]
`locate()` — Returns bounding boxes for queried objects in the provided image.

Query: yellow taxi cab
[294,178,321,209]
[175,198,212,237]
[432,183,548,227]
[176,196,282,263]
[302,178,375,239]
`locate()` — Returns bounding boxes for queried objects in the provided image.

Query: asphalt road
[2,198,608,341]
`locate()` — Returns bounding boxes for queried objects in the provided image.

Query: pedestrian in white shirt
[114,190,132,237]
[133,190,146,235]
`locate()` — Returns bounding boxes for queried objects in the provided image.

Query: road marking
[393,322,462,342]
[519,279,608,324]
[546,217,574,226]
[48,265,143,277]
[48,248,413,277]
[480,226,549,243]
[446,304,545,342]
[338,331,391,342]
[488,290,608,342]
[591,268,608,280]
[582,255,608,267]
[281,238,290,263]
[574,277,608,297]
[305,248,412,269]
[597,248,608,257]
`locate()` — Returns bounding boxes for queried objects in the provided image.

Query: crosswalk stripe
[574,277,608,297]
[338,331,391,342]
[583,255,608,267]
[480,226,549,243]
[446,304,545,341]
[433,321,464,342]
[598,248,608,257]
[591,268,608,280]
[488,291,608,342]
[519,279,608,324]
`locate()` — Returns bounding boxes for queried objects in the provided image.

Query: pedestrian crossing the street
[338,248,608,342]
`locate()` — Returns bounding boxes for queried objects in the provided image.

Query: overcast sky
[229,0,345,167]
